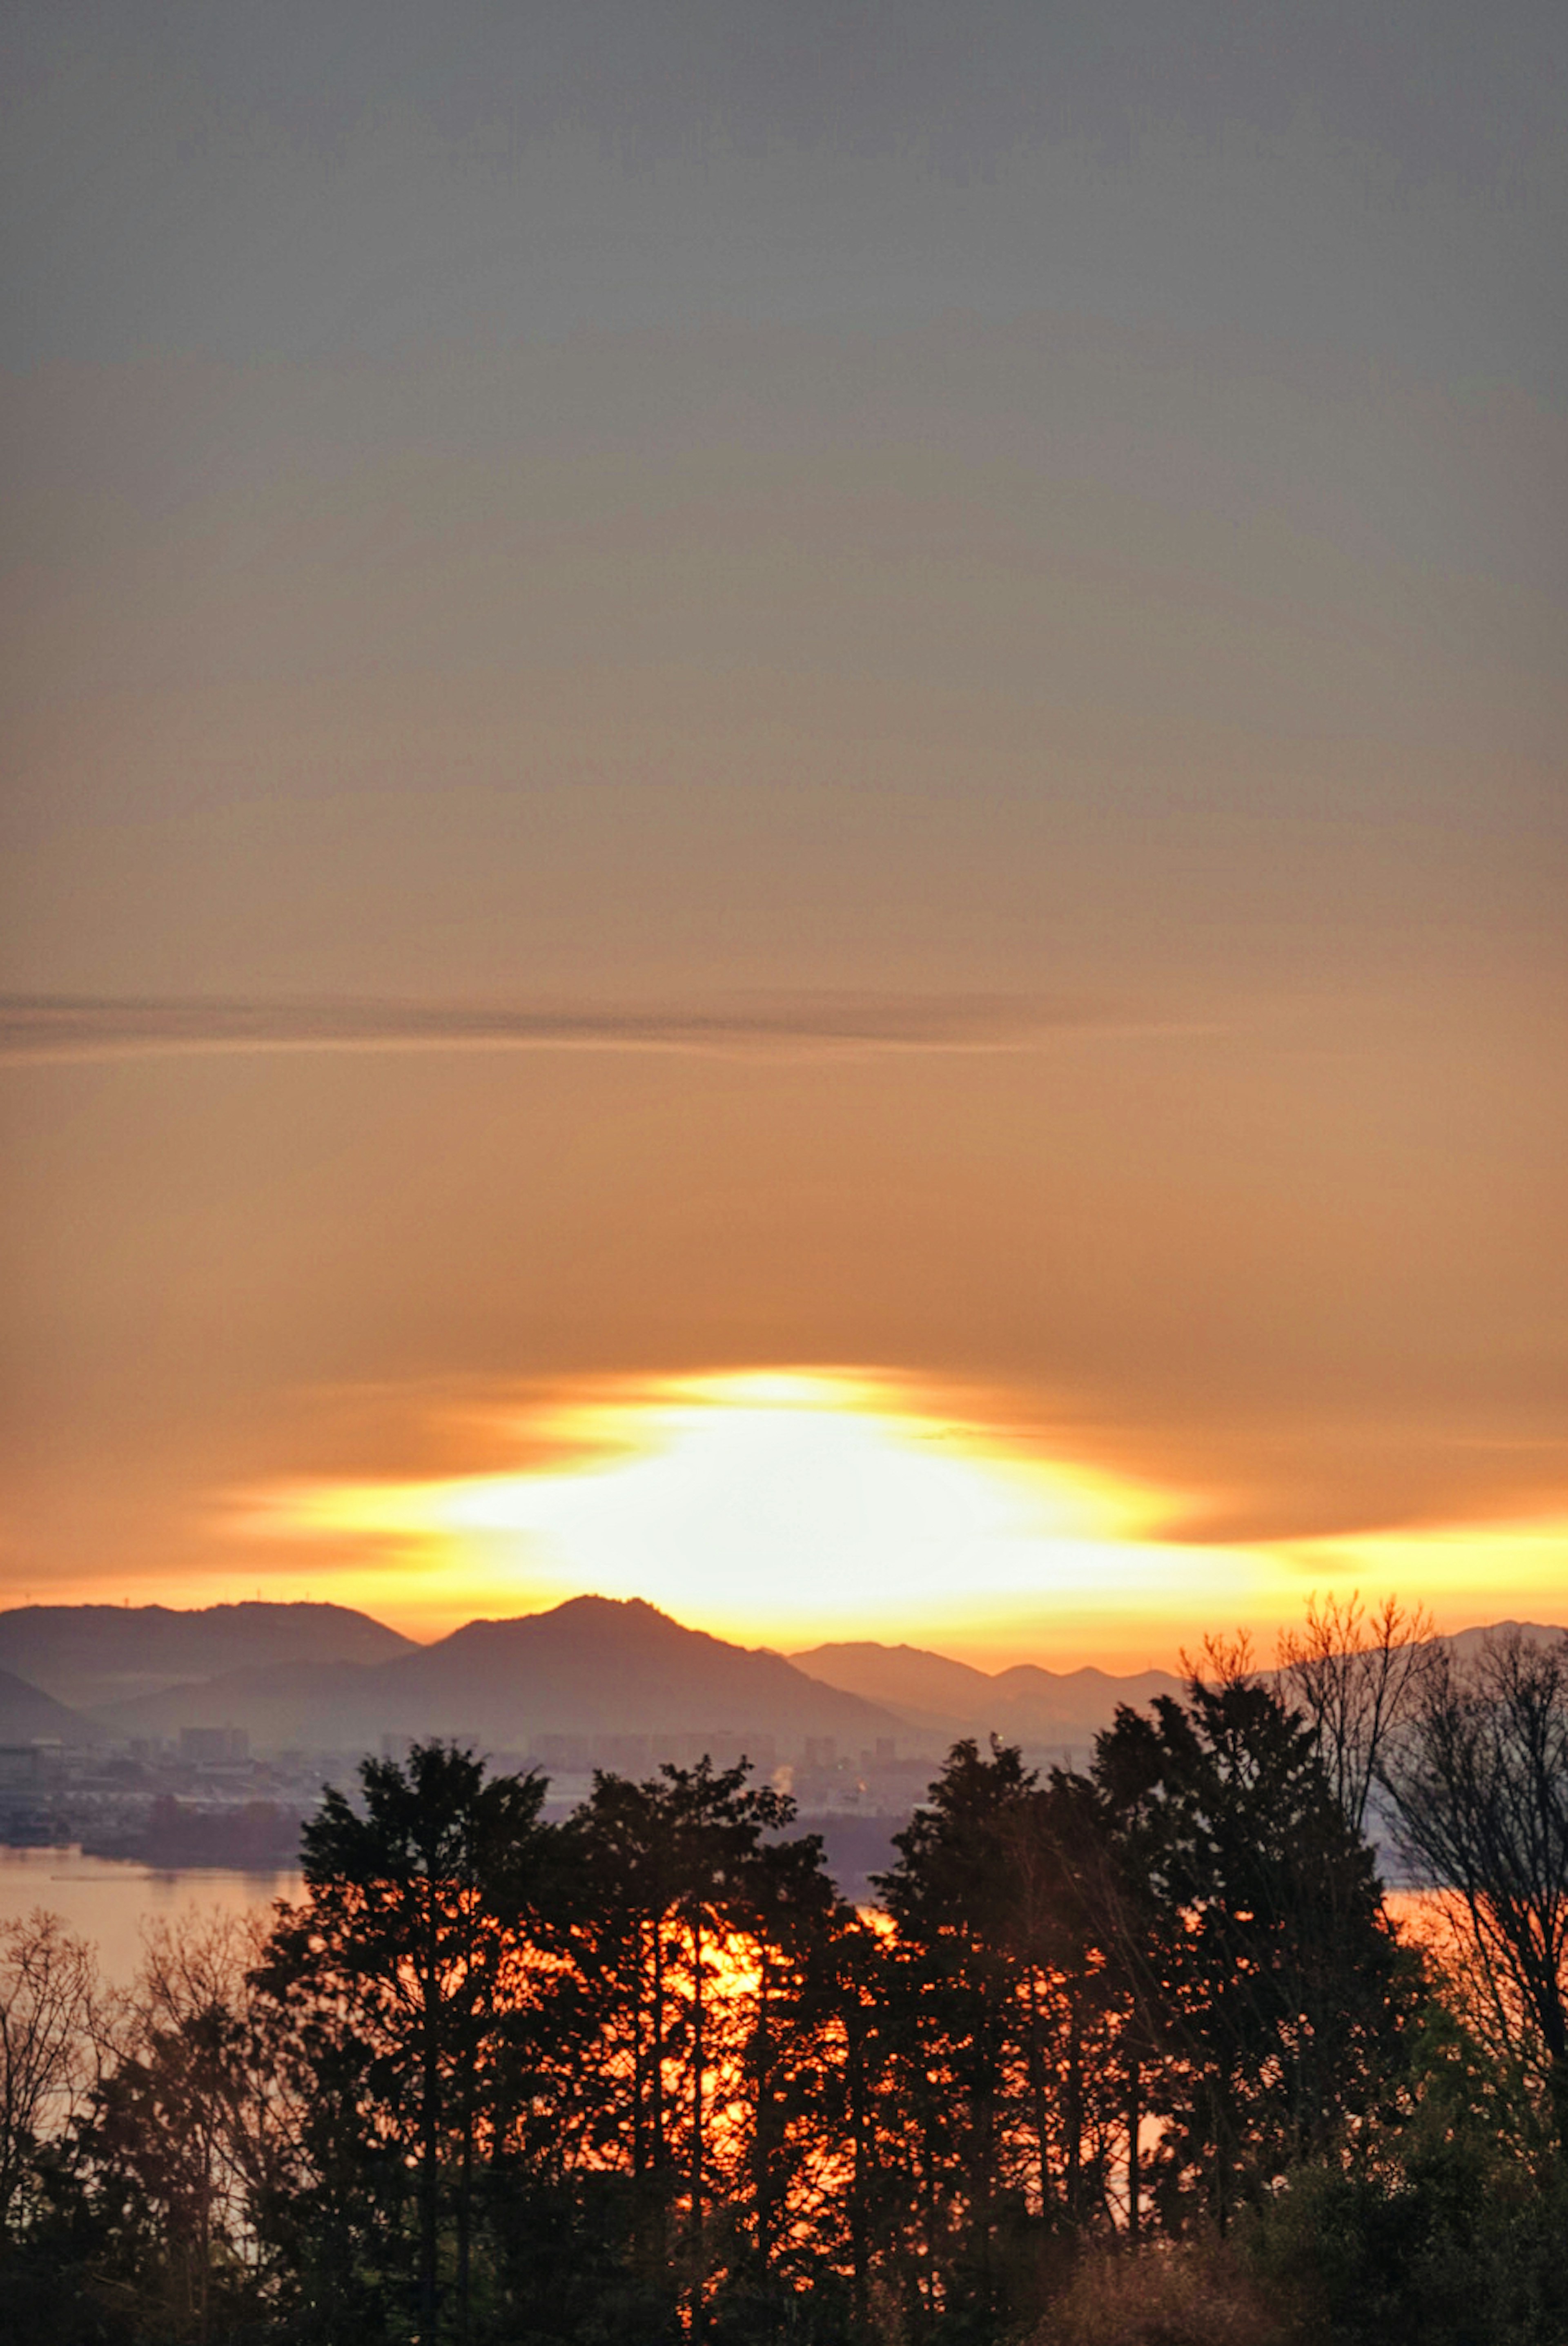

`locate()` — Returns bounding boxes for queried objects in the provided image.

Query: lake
[0,1845,304,1986]
[2,1846,1450,1996]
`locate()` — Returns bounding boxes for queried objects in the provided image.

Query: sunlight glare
[232,1370,1568,1659]
[239,1369,1216,1647]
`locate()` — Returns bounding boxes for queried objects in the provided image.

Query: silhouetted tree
[1380,1626,1568,2156]
[255,1741,555,2345]
[3,1913,285,2346]
[544,1755,841,2341]
[1090,1670,1408,2230]
[1278,1592,1434,1836]
[877,1740,1093,2338]
[0,1912,99,2237]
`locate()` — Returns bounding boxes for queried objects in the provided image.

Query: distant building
[179,1725,249,1765]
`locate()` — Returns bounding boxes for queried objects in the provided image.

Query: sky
[2,1,1565,1668]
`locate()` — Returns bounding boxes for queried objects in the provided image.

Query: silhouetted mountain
[790,1640,1183,1753]
[92,1597,906,1760]
[0,1666,101,1745]
[1443,1619,1566,1661]
[0,1602,416,1713]
[45,1598,1565,1769]
[789,1642,1003,1728]
[795,1623,1568,1759]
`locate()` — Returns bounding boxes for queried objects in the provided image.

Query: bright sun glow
[229,1370,1568,1664]
[234,1370,1256,1656]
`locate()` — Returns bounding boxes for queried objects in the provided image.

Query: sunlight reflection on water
[0,1846,303,1985]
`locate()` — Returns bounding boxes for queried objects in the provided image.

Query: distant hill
[789,1643,1006,1730]
[1443,1620,1566,1661]
[0,1666,100,1746]
[790,1640,1183,1755]
[0,1602,416,1713]
[793,1622,1568,1761]
[96,1660,399,1750]
[91,1597,906,1760]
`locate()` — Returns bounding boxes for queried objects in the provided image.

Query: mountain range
[789,1641,1183,1753]
[0,1599,1560,1773]
[0,1598,904,1760]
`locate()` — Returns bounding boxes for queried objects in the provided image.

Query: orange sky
[1,4,1564,1668]
[207,1368,1568,1666]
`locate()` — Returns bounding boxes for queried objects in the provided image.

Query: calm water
[1,1848,1446,1995]
[0,1846,303,1986]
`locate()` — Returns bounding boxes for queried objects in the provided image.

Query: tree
[1089,1671,1407,2230]
[876,1739,1034,2332]
[1380,1626,1568,2156]
[553,1755,837,2342]
[0,1911,98,2237]
[2,1911,289,2346]
[85,1916,278,2345]
[1277,1592,1434,1836]
[255,1740,556,2345]
[876,1741,1096,2337]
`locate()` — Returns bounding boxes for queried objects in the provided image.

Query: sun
[230,1367,1568,1665]
[234,1368,1249,1656]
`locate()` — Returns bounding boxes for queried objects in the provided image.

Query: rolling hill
[91,1597,906,1759]
[792,1622,1568,1760]
[0,1666,101,1746]
[0,1601,417,1713]
[789,1639,1184,1753]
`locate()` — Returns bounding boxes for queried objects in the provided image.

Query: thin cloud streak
[0,994,1212,1067]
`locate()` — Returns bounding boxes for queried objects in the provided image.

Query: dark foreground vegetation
[2,1604,1566,2346]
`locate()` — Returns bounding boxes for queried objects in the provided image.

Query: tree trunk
[690,1906,706,2340]
[846,1996,870,2334]
[420,1907,441,2344]
[1066,1985,1082,2225]
[1126,2054,1141,2242]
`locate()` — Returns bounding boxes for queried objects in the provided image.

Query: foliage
[1088,1668,1412,2230]
[1028,2240,1289,2346]
[252,1740,558,2343]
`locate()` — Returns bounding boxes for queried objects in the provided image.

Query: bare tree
[0,1909,99,2229]
[85,1908,297,2345]
[1278,1592,1433,1836]
[1182,1630,1258,1694]
[1379,1626,1568,2152]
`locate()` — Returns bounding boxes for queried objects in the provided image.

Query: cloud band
[0,992,1163,1066]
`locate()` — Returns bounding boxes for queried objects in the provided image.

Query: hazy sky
[3,2,1564,1660]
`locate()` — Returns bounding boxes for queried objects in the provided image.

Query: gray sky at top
[5,0,1566,386]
